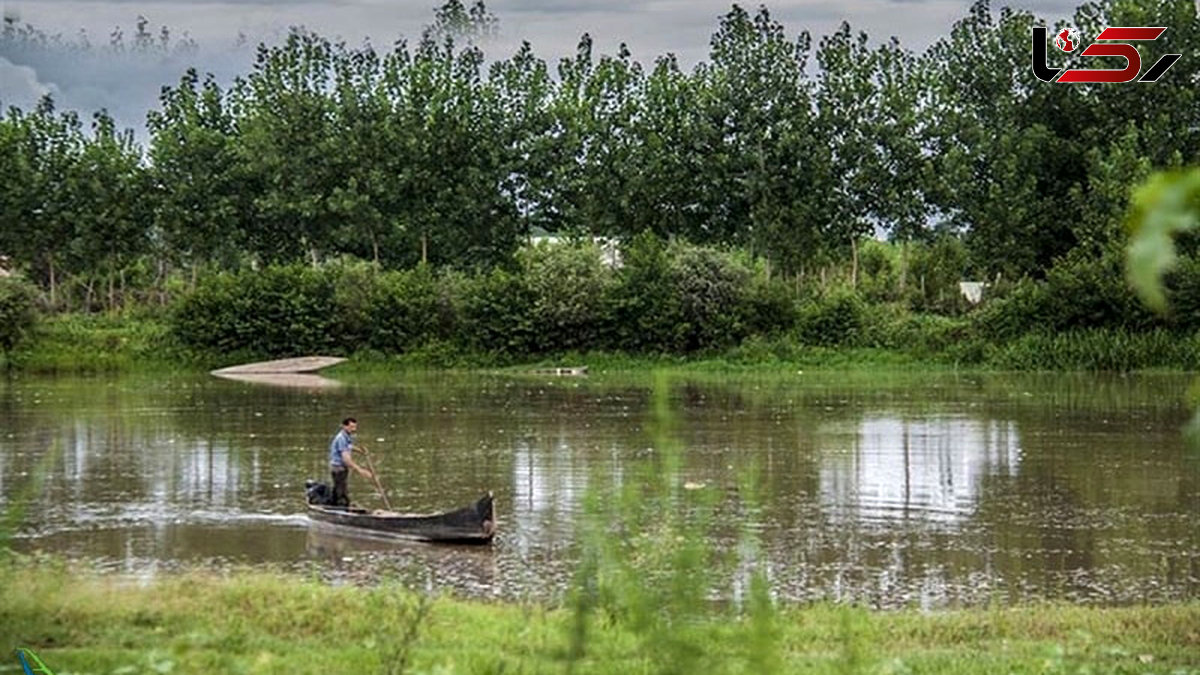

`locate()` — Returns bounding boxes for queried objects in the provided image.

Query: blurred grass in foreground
[0,559,1197,675]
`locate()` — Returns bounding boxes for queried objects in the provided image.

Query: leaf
[1126,169,1200,312]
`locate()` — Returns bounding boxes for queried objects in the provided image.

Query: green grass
[0,559,1197,675]
[4,313,195,373]
[8,312,1200,375]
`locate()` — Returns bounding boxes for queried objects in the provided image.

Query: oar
[358,444,393,511]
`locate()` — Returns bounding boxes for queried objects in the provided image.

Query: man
[329,417,372,507]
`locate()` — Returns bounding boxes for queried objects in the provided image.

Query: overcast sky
[0,0,1094,135]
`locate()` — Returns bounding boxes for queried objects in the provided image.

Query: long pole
[358,445,393,511]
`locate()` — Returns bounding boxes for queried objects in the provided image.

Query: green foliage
[364,265,456,353]
[609,233,681,352]
[0,276,38,359]
[971,251,1161,340]
[907,235,969,315]
[518,240,616,353]
[1127,169,1200,311]
[171,265,340,357]
[610,236,794,354]
[567,371,783,674]
[456,267,536,359]
[14,313,176,372]
[797,287,868,347]
[4,558,1200,675]
[988,328,1200,371]
[665,241,755,351]
[3,0,1198,372]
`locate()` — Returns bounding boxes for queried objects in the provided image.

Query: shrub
[970,279,1049,340]
[1163,255,1200,332]
[1041,251,1156,332]
[611,236,792,354]
[610,233,683,353]
[665,241,755,351]
[742,273,799,338]
[171,265,341,357]
[856,239,901,304]
[907,235,969,315]
[365,265,456,353]
[517,240,616,353]
[796,287,868,347]
[881,312,977,361]
[456,267,535,358]
[0,277,39,360]
[972,251,1160,342]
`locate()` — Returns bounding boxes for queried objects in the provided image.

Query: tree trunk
[850,238,859,289]
[48,256,57,309]
[158,258,168,306]
[421,232,428,265]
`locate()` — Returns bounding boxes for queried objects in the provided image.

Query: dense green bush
[855,239,901,304]
[171,265,341,357]
[0,277,39,360]
[1040,251,1157,332]
[609,233,683,352]
[971,250,1160,341]
[162,239,1198,370]
[518,240,616,353]
[741,273,799,338]
[610,236,795,353]
[970,280,1049,340]
[1163,255,1200,332]
[880,312,979,361]
[666,242,755,351]
[907,235,969,315]
[365,265,456,353]
[456,267,536,358]
[796,287,868,347]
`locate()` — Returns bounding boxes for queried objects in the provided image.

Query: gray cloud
[0,56,58,111]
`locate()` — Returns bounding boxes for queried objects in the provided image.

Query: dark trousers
[331,467,349,507]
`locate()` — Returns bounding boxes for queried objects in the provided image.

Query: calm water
[1,370,1197,608]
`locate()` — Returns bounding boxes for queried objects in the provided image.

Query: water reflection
[212,373,343,389]
[0,372,1196,607]
[820,416,1021,523]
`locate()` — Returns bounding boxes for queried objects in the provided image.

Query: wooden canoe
[306,492,496,544]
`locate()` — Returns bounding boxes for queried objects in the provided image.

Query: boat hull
[306,492,496,544]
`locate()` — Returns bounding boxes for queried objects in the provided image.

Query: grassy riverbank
[8,311,1200,376]
[1,560,1197,675]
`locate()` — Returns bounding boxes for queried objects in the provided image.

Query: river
[1,370,1196,608]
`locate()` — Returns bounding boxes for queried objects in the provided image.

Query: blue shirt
[329,428,353,468]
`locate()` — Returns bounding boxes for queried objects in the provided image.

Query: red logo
[1054,28,1078,52]
[1032,26,1182,83]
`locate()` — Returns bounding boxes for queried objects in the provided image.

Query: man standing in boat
[329,417,373,506]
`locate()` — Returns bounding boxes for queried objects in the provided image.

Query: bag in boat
[305,479,334,506]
